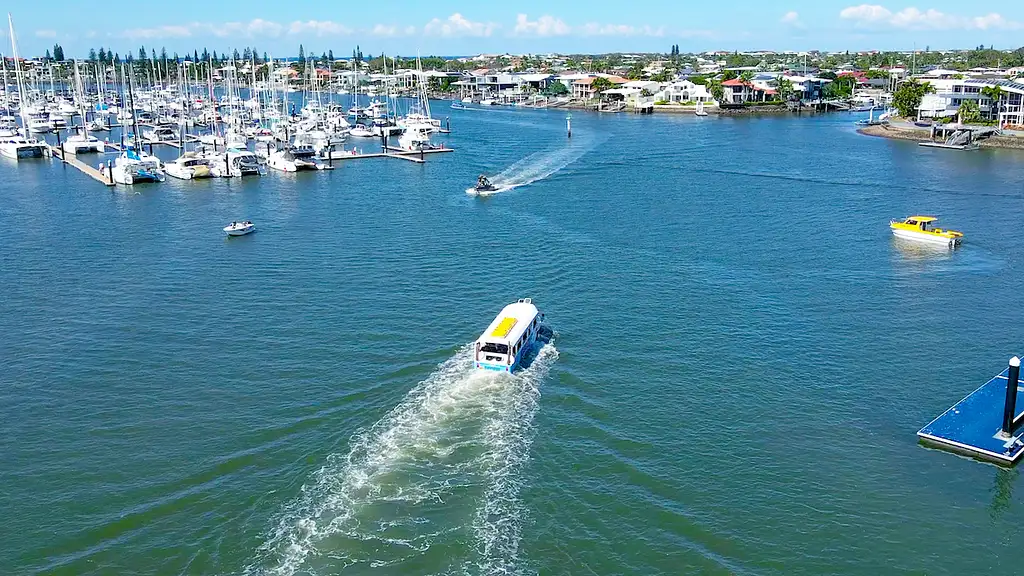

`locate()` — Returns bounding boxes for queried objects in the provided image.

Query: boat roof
[907,215,938,222]
[477,300,540,344]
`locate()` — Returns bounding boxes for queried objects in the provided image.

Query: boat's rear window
[481,343,509,354]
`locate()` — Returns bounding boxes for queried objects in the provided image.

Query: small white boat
[474,298,543,373]
[349,124,374,138]
[224,220,255,236]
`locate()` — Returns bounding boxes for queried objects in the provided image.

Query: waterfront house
[721,78,777,103]
[571,75,627,100]
[660,80,713,103]
[917,77,1024,126]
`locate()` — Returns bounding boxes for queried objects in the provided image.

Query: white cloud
[781,11,801,24]
[122,25,192,40]
[423,13,496,37]
[121,18,355,40]
[287,20,353,36]
[580,23,664,37]
[34,29,57,38]
[370,24,418,37]
[513,14,571,37]
[839,5,1022,30]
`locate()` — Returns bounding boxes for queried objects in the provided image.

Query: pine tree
[233,48,240,61]
[328,49,334,62]
[160,47,167,63]
[201,48,209,62]
[139,46,147,61]
[53,44,64,61]
[242,47,251,61]
[45,49,51,62]
[113,53,120,64]
[263,52,268,63]
[98,47,107,63]
[89,48,97,62]
[298,44,305,61]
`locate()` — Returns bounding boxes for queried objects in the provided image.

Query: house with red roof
[721,78,777,104]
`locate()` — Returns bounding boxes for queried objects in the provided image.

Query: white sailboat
[3,14,48,159]
[63,61,103,154]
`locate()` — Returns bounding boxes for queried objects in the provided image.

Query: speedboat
[0,135,48,159]
[474,298,543,373]
[890,216,963,248]
[267,145,324,172]
[224,220,255,236]
[165,152,213,180]
[450,101,467,110]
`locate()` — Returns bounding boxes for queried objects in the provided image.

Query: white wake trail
[247,342,557,576]
[471,135,604,196]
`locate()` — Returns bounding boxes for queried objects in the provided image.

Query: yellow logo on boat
[491,317,518,338]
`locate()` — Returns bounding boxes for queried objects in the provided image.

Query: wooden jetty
[49,146,115,186]
[918,356,1024,465]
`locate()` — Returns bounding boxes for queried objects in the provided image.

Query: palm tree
[980,85,1005,125]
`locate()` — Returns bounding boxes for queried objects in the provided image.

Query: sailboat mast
[8,13,30,133]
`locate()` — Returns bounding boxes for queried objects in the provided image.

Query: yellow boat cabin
[889,215,963,248]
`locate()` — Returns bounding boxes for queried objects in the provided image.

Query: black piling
[1002,356,1021,436]
[446,117,450,132]
[107,159,113,183]
[55,130,63,162]
[328,145,333,167]
[420,147,424,162]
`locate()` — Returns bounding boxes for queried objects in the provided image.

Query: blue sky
[6,1,1024,58]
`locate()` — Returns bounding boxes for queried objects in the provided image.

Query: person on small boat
[477,175,493,190]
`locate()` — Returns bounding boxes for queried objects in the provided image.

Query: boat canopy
[478,300,540,347]
[907,216,938,222]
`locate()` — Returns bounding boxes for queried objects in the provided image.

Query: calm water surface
[4,104,1024,575]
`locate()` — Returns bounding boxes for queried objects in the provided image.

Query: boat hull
[891,228,961,248]
[224,225,255,236]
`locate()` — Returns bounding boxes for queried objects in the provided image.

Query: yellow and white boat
[889,216,963,248]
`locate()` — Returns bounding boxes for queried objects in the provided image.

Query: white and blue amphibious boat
[474,299,543,373]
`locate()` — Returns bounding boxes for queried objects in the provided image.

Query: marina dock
[918,357,1024,465]
[49,146,115,186]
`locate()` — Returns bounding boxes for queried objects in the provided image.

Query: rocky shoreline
[857,124,1024,150]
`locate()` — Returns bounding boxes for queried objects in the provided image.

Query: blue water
[4,105,1024,575]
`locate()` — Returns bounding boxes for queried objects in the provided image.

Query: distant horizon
[4,3,1024,59]
[8,46,1024,64]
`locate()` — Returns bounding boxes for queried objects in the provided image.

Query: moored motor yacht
[889,216,963,248]
[209,147,265,177]
[267,144,324,172]
[165,152,213,180]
